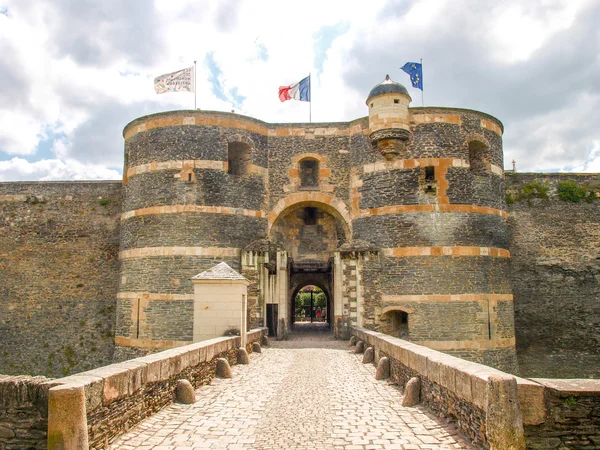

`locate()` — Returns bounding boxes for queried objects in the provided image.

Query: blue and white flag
[401,62,423,91]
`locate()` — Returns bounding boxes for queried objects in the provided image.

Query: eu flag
[401,62,423,91]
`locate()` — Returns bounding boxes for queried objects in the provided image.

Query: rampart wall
[506,173,600,378]
[0,182,122,378]
[352,327,600,450]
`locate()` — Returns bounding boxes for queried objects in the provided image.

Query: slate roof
[366,74,410,102]
[191,262,247,280]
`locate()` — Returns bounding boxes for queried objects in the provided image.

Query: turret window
[228,142,252,176]
[469,141,489,175]
[425,166,435,181]
[300,158,319,188]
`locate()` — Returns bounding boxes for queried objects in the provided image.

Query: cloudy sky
[0,0,599,181]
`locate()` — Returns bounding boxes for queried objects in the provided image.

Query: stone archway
[267,196,350,335]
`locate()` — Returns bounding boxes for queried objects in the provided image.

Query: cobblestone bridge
[113,324,474,450]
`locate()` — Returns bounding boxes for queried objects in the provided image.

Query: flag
[154,66,194,94]
[400,62,423,90]
[279,76,310,102]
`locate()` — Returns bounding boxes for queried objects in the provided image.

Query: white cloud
[0,0,598,179]
[0,157,121,181]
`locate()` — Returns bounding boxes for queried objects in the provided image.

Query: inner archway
[268,197,349,337]
[294,285,327,324]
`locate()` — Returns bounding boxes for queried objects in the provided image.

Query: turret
[366,75,412,160]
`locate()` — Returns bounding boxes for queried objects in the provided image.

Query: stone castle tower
[116,75,516,371]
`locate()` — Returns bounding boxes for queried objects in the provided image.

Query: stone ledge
[352,326,600,447]
[45,328,267,449]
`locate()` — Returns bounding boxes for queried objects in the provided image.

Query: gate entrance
[293,285,327,324]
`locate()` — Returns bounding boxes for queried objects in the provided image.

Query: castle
[1,75,598,379]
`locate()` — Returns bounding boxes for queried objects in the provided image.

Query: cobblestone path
[113,326,476,450]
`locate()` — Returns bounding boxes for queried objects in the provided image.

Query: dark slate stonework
[119,256,241,294]
[0,182,121,378]
[445,168,506,209]
[362,256,511,296]
[507,173,600,378]
[123,170,266,211]
[125,118,268,168]
[0,375,53,450]
[142,300,194,341]
[267,134,353,209]
[353,213,509,248]
[409,122,467,159]
[197,171,266,210]
[524,388,600,450]
[358,169,420,208]
[120,214,267,250]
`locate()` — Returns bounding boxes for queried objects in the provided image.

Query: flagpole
[309,72,312,123]
[194,61,197,110]
[420,58,424,107]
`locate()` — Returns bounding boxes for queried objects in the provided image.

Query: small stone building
[117,75,517,371]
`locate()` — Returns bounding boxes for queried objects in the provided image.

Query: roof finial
[385,74,391,81]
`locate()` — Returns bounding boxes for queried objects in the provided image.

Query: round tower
[366,74,412,160]
[352,76,517,372]
[115,111,268,355]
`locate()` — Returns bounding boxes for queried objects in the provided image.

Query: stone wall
[0,375,56,450]
[0,181,122,378]
[524,379,600,449]
[352,327,528,450]
[507,173,600,378]
[351,327,600,450]
[47,328,267,449]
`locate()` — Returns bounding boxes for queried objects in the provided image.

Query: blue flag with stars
[401,62,423,90]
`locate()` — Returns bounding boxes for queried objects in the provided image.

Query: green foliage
[518,181,550,200]
[557,180,597,203]
[507,180,550,204]
[98,198,110,206]
[563,396,577,406]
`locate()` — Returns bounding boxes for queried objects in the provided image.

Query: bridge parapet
[43,328,267,450]
[352,327,600,449]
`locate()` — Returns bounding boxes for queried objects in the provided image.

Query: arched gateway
[116,75,518,372]
[242,197,352,338]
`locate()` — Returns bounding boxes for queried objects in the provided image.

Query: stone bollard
[402,377,421,406]
[486,375,526,450]
[349,336,357,346]
[237,347,250,365]
[252,342,262,353]
[216,358,232,378]
[175,379,196,404]
[362,347,375,364]
[375,356,390,380]
[261,335,270,347]
[354,340,365,354]
[48,385,88,450]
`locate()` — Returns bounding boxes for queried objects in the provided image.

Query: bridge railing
[44,328,267,450]
[351,327,600,450]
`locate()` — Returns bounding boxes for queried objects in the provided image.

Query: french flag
[279,75,311,102]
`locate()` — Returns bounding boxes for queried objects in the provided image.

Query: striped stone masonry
[381,246,510,258]
[126,160,268,179]
[119,246,240,260]
[355,204,509,219]
[121,205,266,221]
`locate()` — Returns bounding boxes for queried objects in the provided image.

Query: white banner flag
[154,66,194,94]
